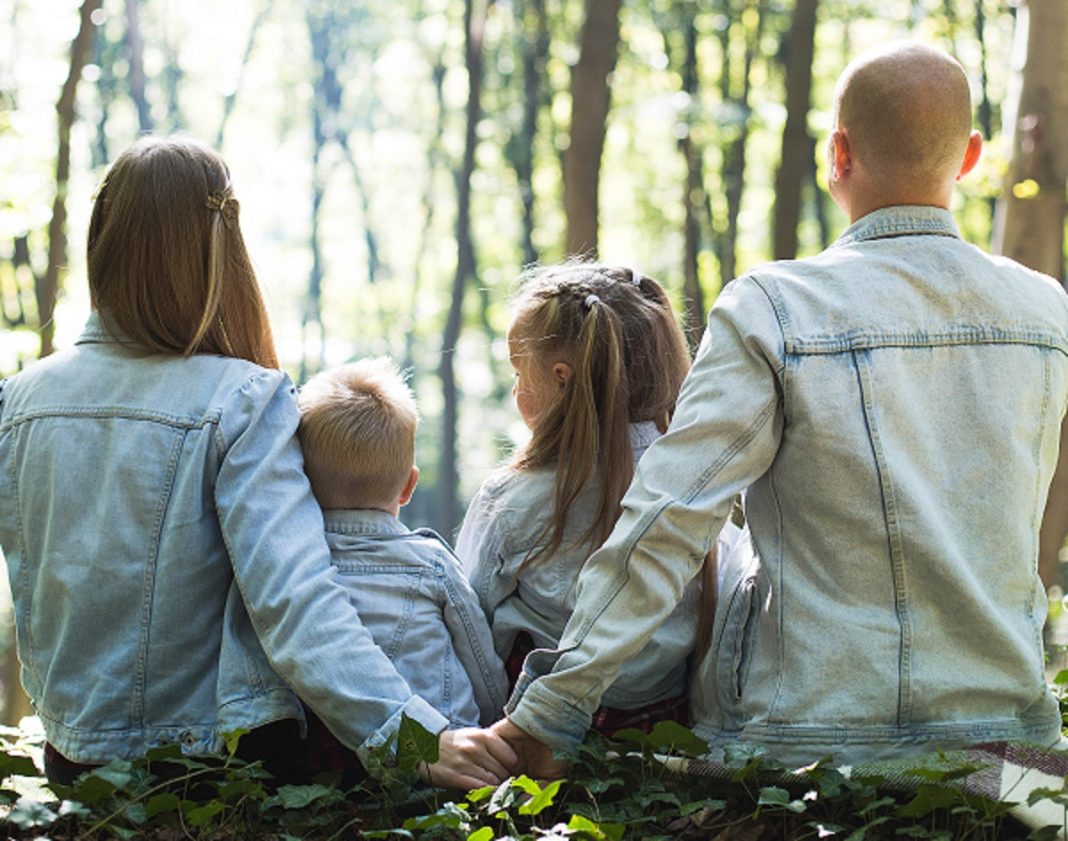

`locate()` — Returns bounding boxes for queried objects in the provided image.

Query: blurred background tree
[2,0,1067,722]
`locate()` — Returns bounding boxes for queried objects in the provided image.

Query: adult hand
[420,727,520,790]
[491,717,570,780]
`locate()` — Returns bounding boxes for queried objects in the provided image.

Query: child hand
[420,727,520,790]
[490,717,569,780]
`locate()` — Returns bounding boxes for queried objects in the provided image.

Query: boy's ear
[552,361,572,387]
[399,466,420,507]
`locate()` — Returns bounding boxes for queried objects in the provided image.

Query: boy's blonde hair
[298,358,418,510]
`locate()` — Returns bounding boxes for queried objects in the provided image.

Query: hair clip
[583,293,601,310]
[629,270,644,287]
[206,191,238,222]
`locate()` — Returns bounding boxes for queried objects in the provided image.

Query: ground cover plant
[1,702,1067,841]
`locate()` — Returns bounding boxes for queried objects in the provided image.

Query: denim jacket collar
[322,508,409,537]
[834,205,960,249]
[630,421,660,452]
[76,311,124,346]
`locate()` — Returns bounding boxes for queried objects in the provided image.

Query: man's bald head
[833,42,973,192]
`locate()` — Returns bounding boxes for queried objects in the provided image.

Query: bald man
[493,42,1068,770]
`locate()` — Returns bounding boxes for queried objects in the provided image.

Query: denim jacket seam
[681,398,778,506]
[439,569,507,713]
[6,421,38,689]
[786,328,1068,355]
[1026,353,1054,663]
[132,429,187,726]
[2,405,216,430]
[748,276,790,380]
[852,349,912,725]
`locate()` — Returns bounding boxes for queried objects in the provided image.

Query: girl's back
[457,263,704,714]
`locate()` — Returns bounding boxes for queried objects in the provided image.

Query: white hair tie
[630,270,644,287]
[583,293,601,310]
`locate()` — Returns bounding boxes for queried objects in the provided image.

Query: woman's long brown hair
[87,135,278,368]
[510,263,692,567]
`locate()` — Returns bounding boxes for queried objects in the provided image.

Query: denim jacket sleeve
[437,546,510,725]
[506,276,785,750]
[456,479,518,621]
[214,370,448,762]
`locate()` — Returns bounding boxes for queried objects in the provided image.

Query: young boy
[298,358,507,733]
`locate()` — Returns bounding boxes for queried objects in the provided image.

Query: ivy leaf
[396,715,439,773]
[643,720,709,757]
[185,799,226,826]
[466,784,496,803]
[518,778,562,816]
[92,758,135,791]
[58,799,92,820]
[144,792,182,818]
[69,772,118,805]
[895,784,962,818]
[402,802,470,831]
[567,813,625,841]
[468,827,495,841]
[224,728,250,757]
[0,751,39,779]
[275,783,337,810]
[758,785,807,813]
[8,796,58,830]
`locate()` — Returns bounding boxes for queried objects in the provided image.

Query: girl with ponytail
[457,262,739,734]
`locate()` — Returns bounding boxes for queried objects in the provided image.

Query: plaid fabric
[506,632,690,737]
[299,707,368,788]
[657,740,1068,834]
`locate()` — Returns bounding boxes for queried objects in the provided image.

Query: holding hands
[427,719,568,791]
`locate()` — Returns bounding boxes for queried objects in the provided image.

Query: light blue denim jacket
[0,313,449,765]
[508,206,1068,763]
[322,508,507,727]
[458,422,722,709]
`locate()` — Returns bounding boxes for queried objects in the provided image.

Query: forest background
[0,0,1066,725]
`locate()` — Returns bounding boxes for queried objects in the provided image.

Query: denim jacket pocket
[713,547,762,729]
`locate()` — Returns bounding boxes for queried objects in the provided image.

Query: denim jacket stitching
[853,348,913,726]
[133,430,187,725]
[682,398,778,506]
[1026,353,1054,673]
[438,569,508,713]
[787,327,1068,355]
[2,405,217,431]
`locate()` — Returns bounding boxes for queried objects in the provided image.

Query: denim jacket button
[179,730,196,748]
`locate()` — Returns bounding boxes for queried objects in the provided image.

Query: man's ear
[398,466,420,507]
[552,361,572,387]
[829,129,852,182]
[956,130,982,181]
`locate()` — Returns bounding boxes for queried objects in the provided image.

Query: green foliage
[0,718,1062,839]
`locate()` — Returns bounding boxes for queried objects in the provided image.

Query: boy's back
[324,508,507,728]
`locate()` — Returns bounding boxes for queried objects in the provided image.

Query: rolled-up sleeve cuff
[506,680,591,753]
[356,696,450,768]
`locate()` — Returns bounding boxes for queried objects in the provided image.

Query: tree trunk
[772,0,818,260]
[215,0,273,149]
[438,0,494,536]
[715,0,765,289]
[991,0,1068,588]
[124,0,153,132]
[562,0,622,257]
[676,9,707,347]
[38,0,100,359]
[515,0,549,267]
